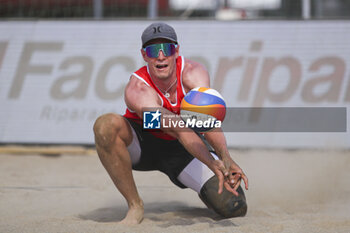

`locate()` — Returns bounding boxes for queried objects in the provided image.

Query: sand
[0,148,349,233]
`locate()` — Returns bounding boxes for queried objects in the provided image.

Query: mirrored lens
[144,43,176,58]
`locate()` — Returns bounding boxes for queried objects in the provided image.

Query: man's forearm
[204,129,232,161]
[177,132,216,169]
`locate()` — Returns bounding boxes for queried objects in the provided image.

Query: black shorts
[126,118,195,188]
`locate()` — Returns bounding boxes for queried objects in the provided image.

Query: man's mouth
[156,64,168,69]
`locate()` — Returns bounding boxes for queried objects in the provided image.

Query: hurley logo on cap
[153,26,162,33]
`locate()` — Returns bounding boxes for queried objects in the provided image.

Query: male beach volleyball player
[93,22,248,225]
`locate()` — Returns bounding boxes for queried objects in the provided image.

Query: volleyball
[180,87,226,132]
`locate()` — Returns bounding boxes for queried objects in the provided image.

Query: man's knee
[93,113,127,147]
[199,175,247,218]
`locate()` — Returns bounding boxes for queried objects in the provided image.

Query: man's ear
[175,44,180,58]
[141,48,147,62]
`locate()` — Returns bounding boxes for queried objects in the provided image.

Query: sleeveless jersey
[124,56,187,140]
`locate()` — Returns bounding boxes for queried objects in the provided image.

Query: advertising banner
[0,21,349,148]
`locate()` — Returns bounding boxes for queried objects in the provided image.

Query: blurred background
[0,0,349,148]
[0,0,350,20]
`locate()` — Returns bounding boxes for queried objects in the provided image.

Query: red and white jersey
[124,56,186,140]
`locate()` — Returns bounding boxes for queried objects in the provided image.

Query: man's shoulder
[125,74,160,111]
[182,58,210,89]
[183,58,206,73]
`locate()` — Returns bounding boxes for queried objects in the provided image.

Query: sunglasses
[143,43,177,58]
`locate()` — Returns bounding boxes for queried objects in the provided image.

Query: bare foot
[119,202,144,226]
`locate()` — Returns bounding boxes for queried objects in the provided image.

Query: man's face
[141,38,179,80]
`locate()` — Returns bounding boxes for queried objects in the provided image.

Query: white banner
[0,21,349,148]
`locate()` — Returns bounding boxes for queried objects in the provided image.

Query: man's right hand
[211,159,248,196]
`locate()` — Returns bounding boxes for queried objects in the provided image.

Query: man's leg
[177,152,247,218]
[93,113,144,225]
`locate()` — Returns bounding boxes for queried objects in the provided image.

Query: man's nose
[157,50,166,60]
